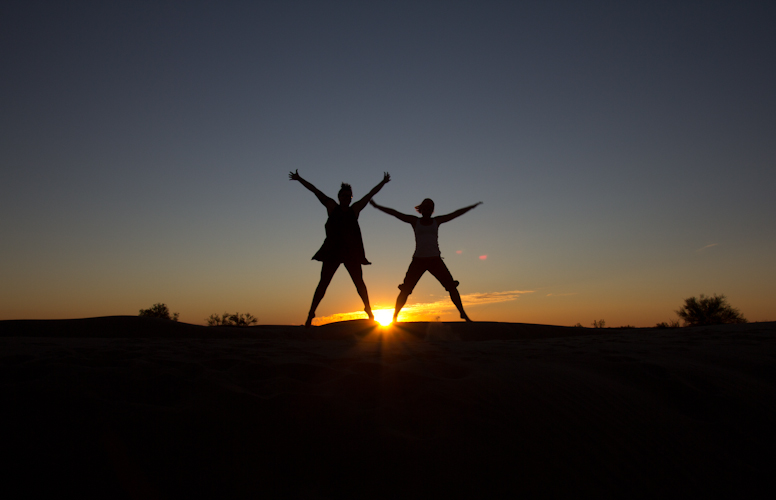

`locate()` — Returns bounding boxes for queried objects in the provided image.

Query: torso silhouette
[412,218,441,258]
[313,207,370,265]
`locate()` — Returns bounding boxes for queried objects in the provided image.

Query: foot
[365,307,374,320]
[305,312,315,328]
[461,313,472,322]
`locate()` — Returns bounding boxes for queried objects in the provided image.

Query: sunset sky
[2,1,774,327]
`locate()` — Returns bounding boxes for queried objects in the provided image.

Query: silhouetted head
[415,198,434,216]
[338,183,353,207]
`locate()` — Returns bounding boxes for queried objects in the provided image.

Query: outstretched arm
[289,170,336,210]
[369,199,416,224]
[435,201,483,224]
[352,172,391,214]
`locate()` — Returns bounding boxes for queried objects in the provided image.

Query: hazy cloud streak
[697,243,719,252]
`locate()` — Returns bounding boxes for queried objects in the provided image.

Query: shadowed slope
[1,319,775,498]
[2,316,774,340]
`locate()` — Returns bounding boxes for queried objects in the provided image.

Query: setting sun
[372,309,394,326]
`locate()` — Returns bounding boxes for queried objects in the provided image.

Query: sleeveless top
[312,207,370,265]
[413,219,441,258]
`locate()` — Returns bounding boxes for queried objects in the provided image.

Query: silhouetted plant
[655,320,681,329]
[207,312,258,327]
[619,325,636,329]
[675,294,746,326]
[592,319,606,328]
[573,323,584,328]
[139,303,179,321]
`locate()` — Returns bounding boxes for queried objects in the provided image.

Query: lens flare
[372,309,394,326]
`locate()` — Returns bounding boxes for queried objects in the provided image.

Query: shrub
[592,319,606,328]
[139,303,179,321]
[655,320,681,329]
[675,294,746,326]
[207,312,258,327]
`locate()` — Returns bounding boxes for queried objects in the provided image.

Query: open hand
[382,172,391,183]
[289,169,301,181]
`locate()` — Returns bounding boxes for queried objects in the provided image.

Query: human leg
[427,258,471,321]
[449,288,472,322]
[307,261,339,326]
[394,258,427,321]
[344,261,373,319]
[394,290,410,321]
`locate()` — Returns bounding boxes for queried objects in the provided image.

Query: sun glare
[372,309,394,326]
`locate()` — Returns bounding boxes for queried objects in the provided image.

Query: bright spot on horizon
[456,250,463,254]
[373,309,394,326]
[479,255,487,260]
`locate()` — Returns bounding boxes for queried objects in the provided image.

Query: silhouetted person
[289,170,391,326]
[370,198,482,322]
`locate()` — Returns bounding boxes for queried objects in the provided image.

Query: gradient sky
[2,1,774,326]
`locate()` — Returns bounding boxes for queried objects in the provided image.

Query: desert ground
[2,317,775,498]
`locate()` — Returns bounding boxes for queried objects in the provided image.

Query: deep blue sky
[2,1,774,325]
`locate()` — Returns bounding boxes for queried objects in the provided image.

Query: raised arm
[369,199,416,224]
[289,170,336,210]
[435,202,483,224]
[352,172,391,214]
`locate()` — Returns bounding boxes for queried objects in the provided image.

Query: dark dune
[1,317,775,498]
[1,315,738,340]
[0,315,638,340]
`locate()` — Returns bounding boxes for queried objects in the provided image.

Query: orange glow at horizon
[312,290,534,326]
[313,308,414,326]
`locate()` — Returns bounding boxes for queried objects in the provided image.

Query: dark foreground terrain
[2,317,775,498]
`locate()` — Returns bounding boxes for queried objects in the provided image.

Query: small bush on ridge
[207,312,258,327]
[139,303,179,321]
[676,294,746,326]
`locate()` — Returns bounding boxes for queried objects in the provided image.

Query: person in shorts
[369,197,482,322]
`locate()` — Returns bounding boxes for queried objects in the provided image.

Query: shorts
[398,257,459,294]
